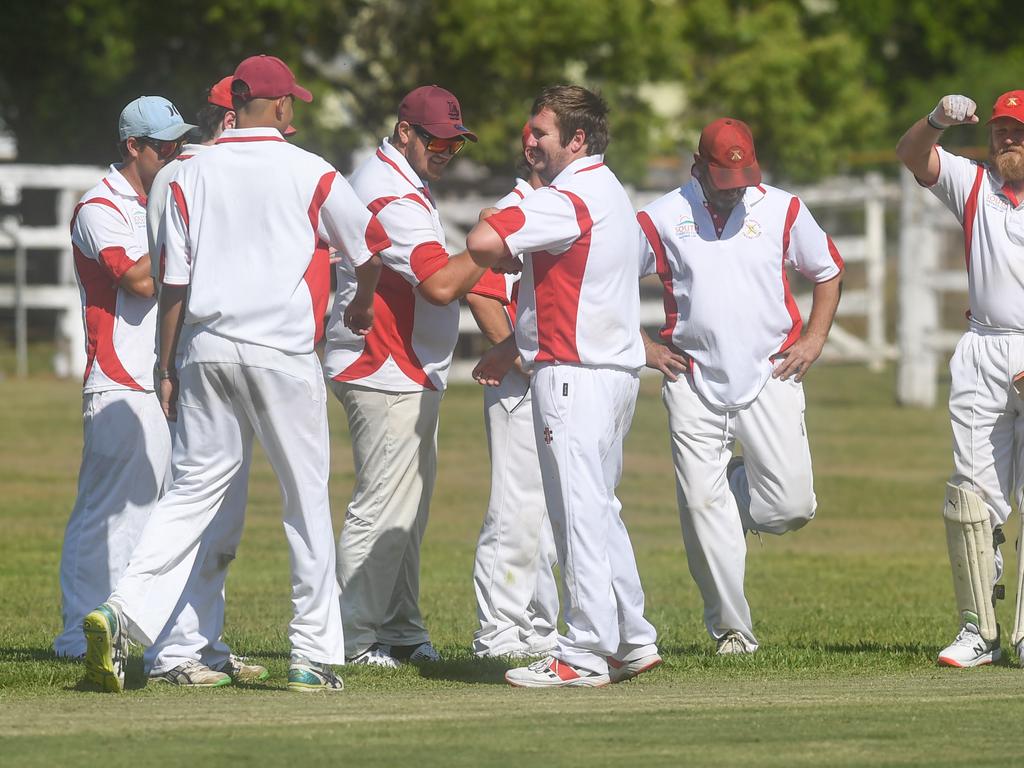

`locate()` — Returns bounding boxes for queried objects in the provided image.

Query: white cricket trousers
[110,345,344,664]
[947,327,1024,583]
[663,373,815,647]
[473,369,559,657]
[55,389,171,657]
[532,364,658,674]
[332,382,442,658]
[146,426,252,675]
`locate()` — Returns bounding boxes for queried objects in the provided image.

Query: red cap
[521,121,531,150]
[233,55,312,103]
[698,118,761,189]
[208,76,234,110]
[398,85,477,141]
[989,90,1024,125]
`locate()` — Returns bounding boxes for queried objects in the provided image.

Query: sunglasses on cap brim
[412,125,466,154]
[136,137,184,161]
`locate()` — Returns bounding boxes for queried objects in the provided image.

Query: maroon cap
[398,85,477,141]
[989,90,1024,125]
[233,55,312,103]
[698,118,761,189]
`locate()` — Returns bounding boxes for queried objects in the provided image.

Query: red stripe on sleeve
[637,210,680,346]
[170,181,189,230]
[365,215,391,254]
[825,235,844,271]
[963,164,986,271]
[779,197,803,353]
[483,207,527,241]
[410,241,449,282]
[469,269,510,304]
[98,246,136,281]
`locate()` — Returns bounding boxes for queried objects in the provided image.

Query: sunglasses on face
[412,125,466,155]
[137,137,184,161]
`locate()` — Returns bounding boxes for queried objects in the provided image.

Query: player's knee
[774,495,816,532]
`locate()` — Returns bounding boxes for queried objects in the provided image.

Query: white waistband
[968,318,1024,336]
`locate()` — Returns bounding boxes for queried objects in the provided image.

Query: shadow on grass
[411,656,519,685]
[0,646,84,663]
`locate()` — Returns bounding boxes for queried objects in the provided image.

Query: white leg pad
[943,483,998,643]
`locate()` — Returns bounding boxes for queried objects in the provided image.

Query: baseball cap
[697,117,762,189]
[233,55,312,103]
[399,85,477,141]
[118,96,196,142]
[989,90,1024,125]
[208,76,234,109]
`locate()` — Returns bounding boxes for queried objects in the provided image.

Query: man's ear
[125,137,142,160]
[395,120,414,148]
[223,111,236,130]
[568,128,586,154]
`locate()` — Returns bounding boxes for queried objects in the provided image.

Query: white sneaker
[505,656,610,688]
[607,651,663,683]
[347,643,400,668]
[716,630,757,655]
[150,659,232,687]
[937,623,1001,668]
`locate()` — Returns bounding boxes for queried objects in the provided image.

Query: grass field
[3,364,1024,767]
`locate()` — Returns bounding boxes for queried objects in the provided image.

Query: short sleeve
[485,188,581,258]
[372,195,449,286]
[71,200,142,281]
[469,269,511,304]
[636,210,662,278]
[784,196,844,283]
[317,172,391,269]
[927,147,985,224]
[161,180,192,286]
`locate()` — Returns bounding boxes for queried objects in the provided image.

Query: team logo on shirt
[674,216,698,238]
[986,192,1009,212]
[742,218,762,239]
[133,210,147,229]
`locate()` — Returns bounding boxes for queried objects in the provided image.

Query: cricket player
[466,85,661,687]
[80,54,387,693]
[324,85,495,668]
[141,76,266,687]
[896,91,1024,667]
[638,118,844,654]
[466,123,559,658]
[54,96,193,659]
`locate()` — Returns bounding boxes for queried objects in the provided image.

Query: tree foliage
[1,0,1019,184]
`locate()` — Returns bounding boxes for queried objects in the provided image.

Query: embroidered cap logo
[447,100,460,120]
[1008,97,1020,107]
[728,147,744,162]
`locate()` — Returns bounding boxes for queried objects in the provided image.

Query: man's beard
[993,146,1024,183]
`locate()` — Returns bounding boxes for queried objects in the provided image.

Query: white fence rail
[2,165,897,389]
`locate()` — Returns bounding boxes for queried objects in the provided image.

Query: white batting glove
[928,95,979,129]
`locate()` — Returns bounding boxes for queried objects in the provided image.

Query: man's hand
[492,255,523,274]
[160,376,178,421]
[771,333,826,382]
[472,336,518,386]
[644,339,689,382]
[929,95,979,128]
[344,295,375,336]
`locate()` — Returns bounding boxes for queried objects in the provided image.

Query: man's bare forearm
[158,283,188,373]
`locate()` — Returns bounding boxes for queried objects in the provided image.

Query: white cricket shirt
[925,146,1024,331]
[162,127,388,356]
[148,143,207,283]
[638,180,843,409]
[324,138,459,392]
[71,165,157,393]
[483,155,645,371]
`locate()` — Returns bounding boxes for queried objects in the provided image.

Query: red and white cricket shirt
[324,138,459,391]
[71,165,156,393]
[162,127,388,355]
[483,155,645,371]
[638,180,843,409]
[925,146,1024,330]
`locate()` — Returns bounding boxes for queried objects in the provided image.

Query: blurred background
[0,0,1017,404]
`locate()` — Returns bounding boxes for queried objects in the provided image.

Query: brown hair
[531,85,610,155]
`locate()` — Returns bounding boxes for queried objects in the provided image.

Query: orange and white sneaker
[937,623,1001,668]
[607,651,663,683]
[505,656,610,688]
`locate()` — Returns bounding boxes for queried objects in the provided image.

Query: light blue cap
[118,96,196,141]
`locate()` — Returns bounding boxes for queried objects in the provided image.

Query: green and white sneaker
[82,602,129,693]
[213,654,269,683]
[149,659,232,687]
[288,657,344,693]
